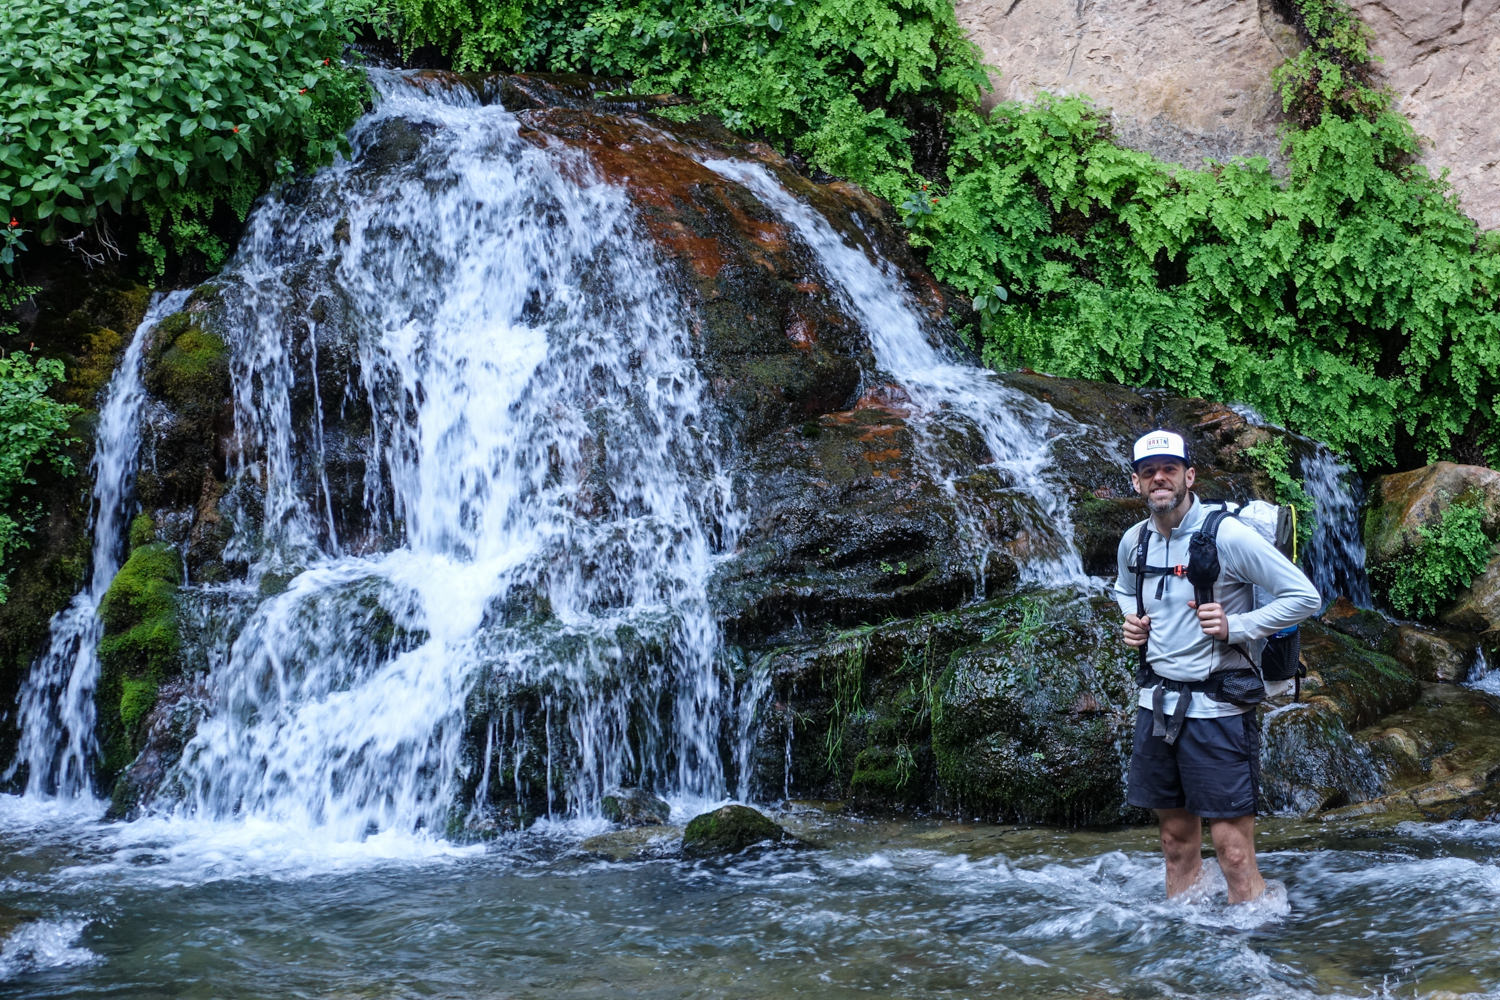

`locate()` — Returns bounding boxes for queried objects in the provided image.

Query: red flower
[323,58,330,65]
[7,218,16,228]
[233,126,240,133]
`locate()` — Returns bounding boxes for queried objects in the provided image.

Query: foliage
[359,0,1500,472]
[0,349,79,603]
[373,0,986,202]
[0,0,370,270]
[1373,493,1494,620]
[902,72,1500,470]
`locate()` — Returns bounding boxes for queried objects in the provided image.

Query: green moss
[127,513,156,551]
[681,804,787,858]
[98,542,182,677]
[118,677,158,734]
[94,541,183,784]
[850,744,924,806]
[148,318,230,419]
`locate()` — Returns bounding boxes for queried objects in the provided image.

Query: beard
[1144,481,1188,517]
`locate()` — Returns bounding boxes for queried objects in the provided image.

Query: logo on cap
[1132,430,1188,468]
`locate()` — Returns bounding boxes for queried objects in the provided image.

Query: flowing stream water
[1300,444,1373,607]
[704,159,1090,591]
[3,798,1498,999]
[5,75,1497,999]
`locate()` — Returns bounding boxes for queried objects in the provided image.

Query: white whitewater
[3,73,751,839]
[5,291,189,799]
[703,158,1090,590]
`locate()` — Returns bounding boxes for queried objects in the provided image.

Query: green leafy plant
[0,0,370,269]
[374,0,985,202]
[0,348,80,602]
[1374,493,1494,619]
[903,82,1500,470]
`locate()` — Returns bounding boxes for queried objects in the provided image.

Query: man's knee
[1157,809,1201,856]
[1209,816,1257,871]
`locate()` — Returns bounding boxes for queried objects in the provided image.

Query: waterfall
[1300,443,1372,607]
[1467,648,1500,696]
[92,72,747,837]
[6,291,190,798]
[702,159,1089,589]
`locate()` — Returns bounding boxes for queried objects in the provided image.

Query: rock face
[1351,0,1500,230]
[955,0,1299,168]
[955,0,1500,230]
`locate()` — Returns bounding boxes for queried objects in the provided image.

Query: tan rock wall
[956,0,1500,229]
[1351,0,1500,230]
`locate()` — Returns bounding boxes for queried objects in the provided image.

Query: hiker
[1113,429,1321,904]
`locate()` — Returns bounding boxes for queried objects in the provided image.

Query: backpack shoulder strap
[1189,504,1259,671]
[1132,522,1152,614]
[1132,523,1152,682]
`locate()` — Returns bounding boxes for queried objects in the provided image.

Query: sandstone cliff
[955,0,1500,230]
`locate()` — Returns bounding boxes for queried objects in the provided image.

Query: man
[1113,429,1320,904]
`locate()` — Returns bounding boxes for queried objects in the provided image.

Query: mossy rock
[136,311,231,512]
[1297,621,1421,730]
[602,788,671,827]
[146,316,230,420]
[681,804,790,858]
[94,542,184,783]
[850,744,928,808]
[98,542,182,678]
[930,593,1137,825]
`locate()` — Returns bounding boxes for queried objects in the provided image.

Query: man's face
[1131,458,1194,517]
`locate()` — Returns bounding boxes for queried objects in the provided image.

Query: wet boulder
[1363,463,1500,627]
[1324,683,1500,823]
[602,788,671,827]
[754,591,1139,824]
[1260,620,1423,813]
[681,804,791,857]
[1363,463,1500,565]
[929,593,1138,825]
[1393,626,1481,684]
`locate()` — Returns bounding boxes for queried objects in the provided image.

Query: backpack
[1133,499,1307,700]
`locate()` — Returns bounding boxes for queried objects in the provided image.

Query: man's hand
[1123,613,1151,648]
[1189,600,1230,639]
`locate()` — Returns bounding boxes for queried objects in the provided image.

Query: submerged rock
[681,804,791,858]
[602,788,671,828]
[579,824,680,862]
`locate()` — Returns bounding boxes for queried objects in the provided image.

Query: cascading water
[64,72,750,838]
[6,292,189,799]
[1300,443,1372,607]
[703,159,1089,589]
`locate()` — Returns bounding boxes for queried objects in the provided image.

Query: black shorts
[1126,706,1261,819]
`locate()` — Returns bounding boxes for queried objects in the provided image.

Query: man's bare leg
[1208,814,1266,903]
[1156,808,1204,898]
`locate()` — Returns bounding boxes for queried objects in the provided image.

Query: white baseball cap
[1131,430,1189,468]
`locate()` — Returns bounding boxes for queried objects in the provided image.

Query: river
[3,796,1497,999]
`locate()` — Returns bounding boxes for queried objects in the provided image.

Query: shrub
[374,0,985,202]
[0,348,79,602]
[902,72,1500,470]
[1373,494,1494,620]
[0,0,370,269]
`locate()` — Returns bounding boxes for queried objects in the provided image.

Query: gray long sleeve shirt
[1113,494,1323,717]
